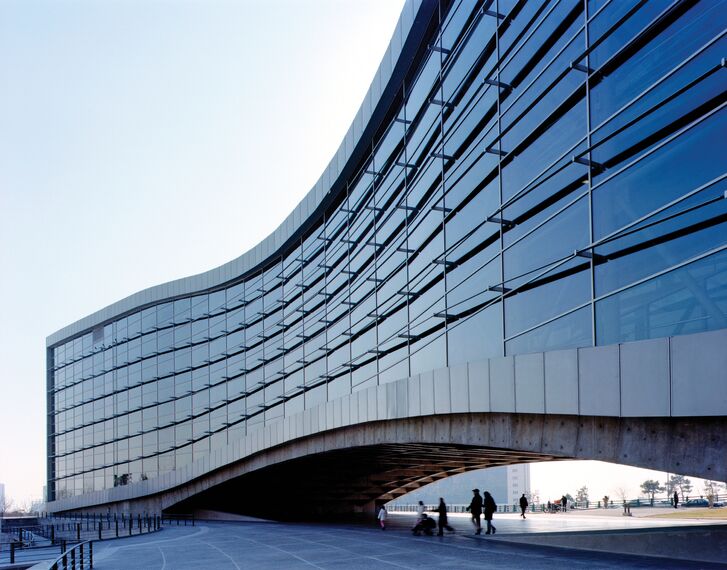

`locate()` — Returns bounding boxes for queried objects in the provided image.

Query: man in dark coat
[436,497,454,536]
[466,489,483,534]
[674,490,679,509]
[484,491,497,535]
[519,493,528,519]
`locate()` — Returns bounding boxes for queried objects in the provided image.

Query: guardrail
[0,514,163,566]
[42,540,94,570]
[388,493,727,514]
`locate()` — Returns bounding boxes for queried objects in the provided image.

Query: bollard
[90,541,93,569]
[129,517,132,536]
[61,539,67,555]
[10,543,15,564]
[77,522,81,541]
[98,521,102,540]
[115,519,119,537]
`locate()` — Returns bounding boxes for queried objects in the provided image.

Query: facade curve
[47,0,727,511]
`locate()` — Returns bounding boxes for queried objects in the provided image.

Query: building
[46,0,727,515]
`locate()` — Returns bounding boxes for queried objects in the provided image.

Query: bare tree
[615,487,629,505]
[576,486,589,505]
[703,480,726,508]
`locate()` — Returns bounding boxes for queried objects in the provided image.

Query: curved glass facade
[47,0,727,501]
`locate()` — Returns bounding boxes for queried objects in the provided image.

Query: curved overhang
[47,0,440,348]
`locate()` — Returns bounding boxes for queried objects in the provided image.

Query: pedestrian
[436,498,454,536]
[412,513,436,536]
[466,488,483,535]
[484,491,497,535]
[416,500,425,523]
[561,495,568,512]
[519,493,528,519]
[674,490,679,509]
[377,505,387,530]
[547,500,551,513]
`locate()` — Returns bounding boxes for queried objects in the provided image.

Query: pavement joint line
[199,540,242,570]
[232,534,327,569]
[158,545,167,570]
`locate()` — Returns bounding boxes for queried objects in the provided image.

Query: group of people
[545,495,570,513]
[466,488,497,535]
[379,489,529,536]
[377,498,455,535]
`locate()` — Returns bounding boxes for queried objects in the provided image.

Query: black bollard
[98,521,102,540]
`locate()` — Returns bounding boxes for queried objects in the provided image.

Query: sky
[0,0,714,508]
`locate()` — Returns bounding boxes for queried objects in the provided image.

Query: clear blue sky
[0,0,710,507]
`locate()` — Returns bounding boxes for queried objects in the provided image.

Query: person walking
[466,489,483,535]
[416,500,425,522]
[484,491,497,535]
[561,494,568,512]
[674,490,679,509]
[519,493,528,519]
[377,505,387,530]
[436,498,454,536]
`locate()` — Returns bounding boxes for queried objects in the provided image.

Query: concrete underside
[68,413,726,520]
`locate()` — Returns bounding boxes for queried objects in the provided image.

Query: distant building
[0,482,5,509]
[506,464,530,507]
[391,464,530,508]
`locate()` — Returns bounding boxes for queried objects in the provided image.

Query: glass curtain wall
[47,0,727,500]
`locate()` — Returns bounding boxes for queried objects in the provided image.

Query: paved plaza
[87,515,727,569]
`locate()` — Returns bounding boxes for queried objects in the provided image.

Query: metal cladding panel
[544,349,579,415]
[671,328,727,416]
[433,367,451,414]
[620,338,670,417]
[350,392,359,424]
[419,370,435,415]
[386,381,398,418]
[367,386,378,422]
[578,345,620,417]
[449,363,469,413]
[357,388,367,422]
[514,353,545,414]
[467,359,490,412]
[489,356,515,412]
[407,375,422,416]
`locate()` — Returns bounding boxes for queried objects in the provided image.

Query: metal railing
[388,492,727,514]
[44,540,94,570]
[160,513,195,526]
[0,513,163,566]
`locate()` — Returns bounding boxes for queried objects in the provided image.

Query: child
[378,505,387,530]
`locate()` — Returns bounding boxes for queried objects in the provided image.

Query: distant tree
[667,475,693,501]
[615,487,628,504]
[640,479,665,505]
[703,480,726,508]
[576,486,589,505]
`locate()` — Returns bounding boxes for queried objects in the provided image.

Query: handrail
[38,540,94,570]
